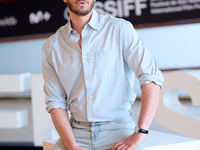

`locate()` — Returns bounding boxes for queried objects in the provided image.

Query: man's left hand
[112,133,146,150]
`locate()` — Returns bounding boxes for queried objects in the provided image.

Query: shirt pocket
[94,50,122,78]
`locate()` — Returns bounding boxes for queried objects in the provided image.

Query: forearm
[112,82,160,149]
[50,108,78,149]
[138,82,161,130]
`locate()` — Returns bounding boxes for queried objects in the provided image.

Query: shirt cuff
[139,73,164,89]
[45,100,69,113]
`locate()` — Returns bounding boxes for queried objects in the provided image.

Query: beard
[67,0,95,16]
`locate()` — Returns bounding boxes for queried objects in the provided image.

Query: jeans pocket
[96,143,115,150]
[114,115,135,124]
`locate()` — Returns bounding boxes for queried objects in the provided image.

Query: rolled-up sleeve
[42,43,68,113]
[122,21,164,88]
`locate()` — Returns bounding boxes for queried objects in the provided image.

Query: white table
[43,130,200,150]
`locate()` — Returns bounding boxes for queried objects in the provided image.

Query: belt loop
[73,118,79,124]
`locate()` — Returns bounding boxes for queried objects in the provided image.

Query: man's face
[66,0,95,16]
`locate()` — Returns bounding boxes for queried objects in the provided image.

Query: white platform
[0,72,31,92]
[143,130,200,150]
[0,109,28,128]
[43,139,57,150]
[43,130,200,150]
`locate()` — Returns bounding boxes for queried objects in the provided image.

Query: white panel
[31,74,59,146]
[0,72,31,92]
[20,72,31,91]
[0,75,20,92]
[0,109,28,128]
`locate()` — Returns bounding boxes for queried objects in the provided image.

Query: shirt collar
[88,9,101,31]
[65,9,100,39]
[65,20,73,39]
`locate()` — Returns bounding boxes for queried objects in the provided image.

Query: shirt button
[88,96,92,99]
[89,116,92,119]
[83,56,87,59]
[86,77,90,80]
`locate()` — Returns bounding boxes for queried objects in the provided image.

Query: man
[42,0,164,149]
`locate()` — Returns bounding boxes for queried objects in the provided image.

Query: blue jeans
[51,111,144,150]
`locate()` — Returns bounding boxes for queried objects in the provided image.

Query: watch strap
[139,128,148,134]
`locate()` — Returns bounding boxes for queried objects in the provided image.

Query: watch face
[135,126,139,133]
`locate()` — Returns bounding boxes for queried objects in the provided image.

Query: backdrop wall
[0,23,199,75]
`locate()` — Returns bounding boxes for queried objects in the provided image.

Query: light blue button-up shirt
[42,10,164,122]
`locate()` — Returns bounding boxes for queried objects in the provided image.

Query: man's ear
[63,0,67,3]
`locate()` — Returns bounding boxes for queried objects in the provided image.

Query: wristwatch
[135,125,148,134]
